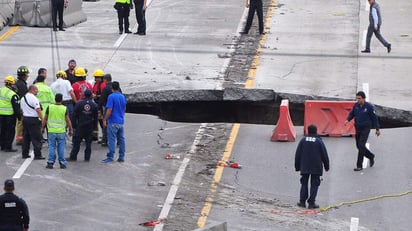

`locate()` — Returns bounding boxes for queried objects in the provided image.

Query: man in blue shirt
[345,91,381,171]
[361,0,391,53]
[102,81,126,163]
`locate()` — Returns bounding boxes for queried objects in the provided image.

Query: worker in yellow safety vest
[42,93,73,169]
[0,76,21,152]
[34,68,55,142]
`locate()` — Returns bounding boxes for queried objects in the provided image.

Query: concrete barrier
[9,0,86,28]
[192,221,227,231]
[0,0,15,31]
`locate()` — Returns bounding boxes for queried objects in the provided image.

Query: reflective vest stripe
[0,87,15,116]
[47,105,67,133]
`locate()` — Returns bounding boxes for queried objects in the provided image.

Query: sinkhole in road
[125,89,412,129]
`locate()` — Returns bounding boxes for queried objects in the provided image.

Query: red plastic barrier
[271,99,296,142]
[304,100,355,137]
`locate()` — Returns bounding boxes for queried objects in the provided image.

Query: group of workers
[0,59,127,169]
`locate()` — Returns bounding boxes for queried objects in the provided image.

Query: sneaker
[117,159,124,163]
[361,49,370,53]
[353,167,363,171]
[102,158,113,163]
[22,155,31,159]
[297,202,306,208]
[308,203,319,209]
[46,163,53,169]
[60,164,67,169]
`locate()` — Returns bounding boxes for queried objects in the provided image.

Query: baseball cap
[4,179,14,189]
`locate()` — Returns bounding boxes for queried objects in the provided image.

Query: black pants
[244,0,264,34]
[300,174,321,204]
[116,3,130,32]
[52,0,65,30]
[365,25,389,50]
[134,0,146,33]
[22,117,42,157]
[355,126,375,168]
[70,127,93,161]
[0,115,16,150]
[0,224,23,231]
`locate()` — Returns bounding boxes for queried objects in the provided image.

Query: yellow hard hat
[93,69,105,77]
[56,70,67,79]
[74,67,87,77]
[4,75,16,85]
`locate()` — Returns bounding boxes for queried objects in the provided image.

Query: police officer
[240,0,265,35]
[0,179,30,231]
[68,90,98,161]
[115,0,132,34]
[133,0,147,35]
[0,76,21,152]
[15,66,30,145]
[295,125,329,209]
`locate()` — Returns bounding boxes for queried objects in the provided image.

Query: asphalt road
[0,0,411,231]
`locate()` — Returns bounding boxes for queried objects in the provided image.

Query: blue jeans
[106,123,126,161]
[47,133,67,165]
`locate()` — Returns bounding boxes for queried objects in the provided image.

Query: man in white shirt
[20,85,45,159]
[50,70,77,119]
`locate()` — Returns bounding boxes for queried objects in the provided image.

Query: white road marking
[350,217,359,231]
[362,30,367,49]
[362,83,370,169]
[13,151,34,179]
[153,123,208,231]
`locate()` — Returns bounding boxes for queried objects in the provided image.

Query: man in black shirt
[0,179,30,231]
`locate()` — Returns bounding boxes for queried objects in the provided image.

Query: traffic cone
[271,99,296,142]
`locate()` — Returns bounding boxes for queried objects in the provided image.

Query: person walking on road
[295,124,329,209]
[102,81,126,163]
[68,90,98,161]
[240,0,264,35]
[0,76,21,152]
[20,85,45,160]
[133,0,147,35]
[42,93,73,169]
[361,0,391,53]
[345,91,380,171]
[0,179,30,231]
[114,0,132,34]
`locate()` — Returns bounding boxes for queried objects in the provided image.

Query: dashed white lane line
[153,123,208,231]
[350,217,359,231]
[13,151,34,179]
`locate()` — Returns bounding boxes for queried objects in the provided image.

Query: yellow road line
[197,0,277,227]
[0,26,20,42]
